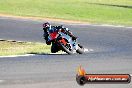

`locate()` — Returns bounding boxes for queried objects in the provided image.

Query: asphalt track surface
[0,17,132,88]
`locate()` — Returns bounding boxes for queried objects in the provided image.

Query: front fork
[72,40,79,50]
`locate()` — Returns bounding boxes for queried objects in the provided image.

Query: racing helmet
[43,22,51,28]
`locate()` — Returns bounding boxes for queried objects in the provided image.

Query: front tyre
[76,44,84,54]
[60,43,74,55]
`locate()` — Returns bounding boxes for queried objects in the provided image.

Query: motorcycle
[48,30,84,54]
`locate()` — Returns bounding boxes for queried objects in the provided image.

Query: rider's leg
[51,43,59,53]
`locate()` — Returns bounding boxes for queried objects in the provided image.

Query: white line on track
[0,48,93,58]
[49,52,66,54]
[0,54,35,58]
[100,24,132,29]
[1,16,132,29]
[89,24,132,29]
[72,24,132,29]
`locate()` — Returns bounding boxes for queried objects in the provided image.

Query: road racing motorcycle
[48,30,84,54]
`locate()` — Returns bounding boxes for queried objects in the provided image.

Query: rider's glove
[72,36,77,40]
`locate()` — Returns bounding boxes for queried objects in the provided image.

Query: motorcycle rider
[43,22,77,53]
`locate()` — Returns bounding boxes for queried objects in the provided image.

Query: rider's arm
[43,28,48,39]
[56,25,69,33]
[43,28,51,45]
[56,25,77,40]
[60,26,77,40]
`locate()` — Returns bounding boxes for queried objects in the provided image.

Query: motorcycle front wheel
[60,43,74,55]
[76,44,84,54]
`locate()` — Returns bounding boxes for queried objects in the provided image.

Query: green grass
[0,41,51,56]
[0,0,132,25]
